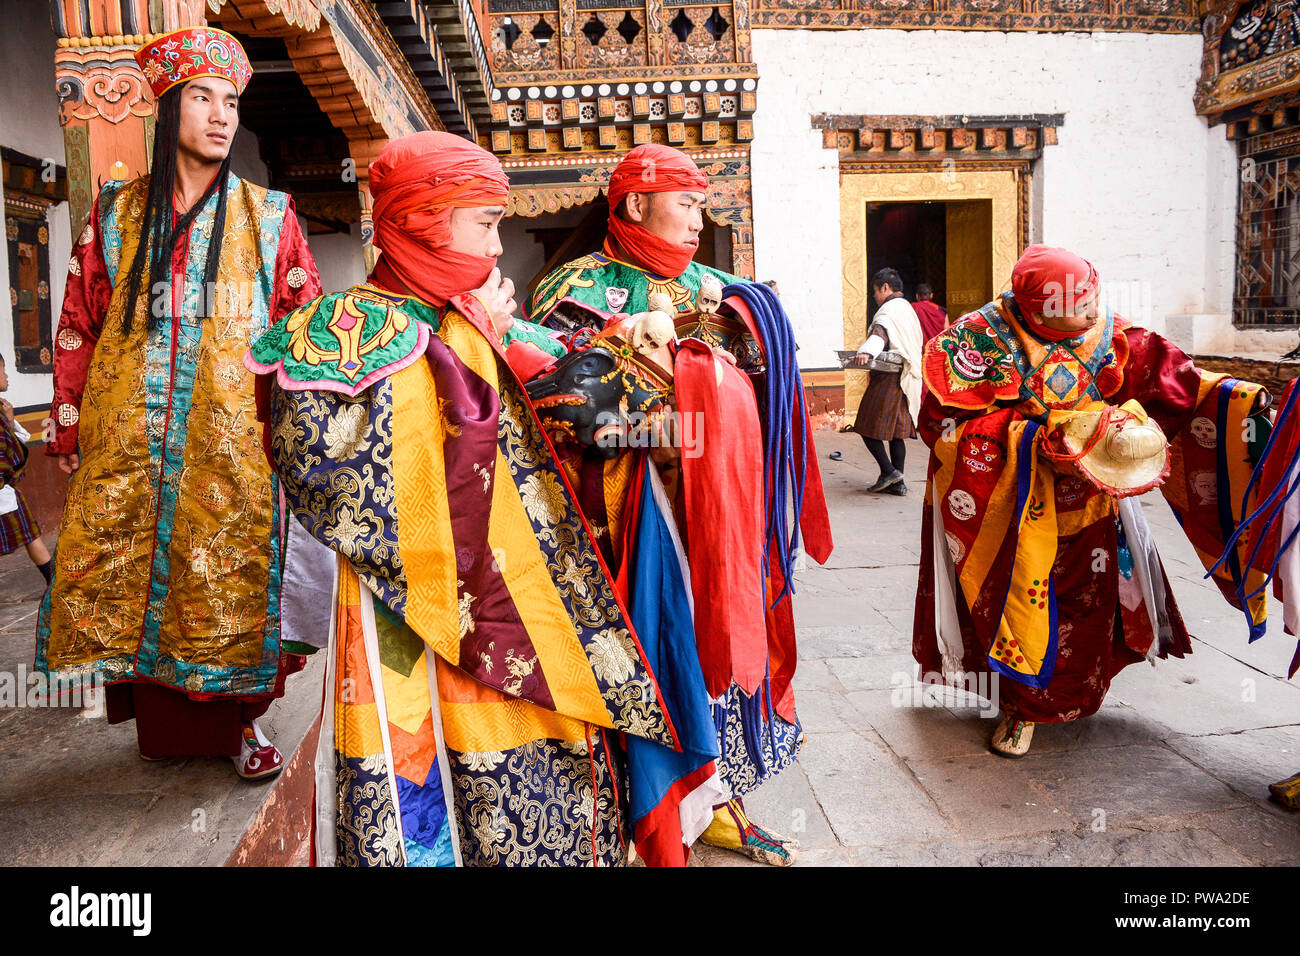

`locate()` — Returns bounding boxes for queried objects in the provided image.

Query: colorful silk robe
[0,415,28,506]
[247,282,680,866]
[913,292,1269,722]
[1217,377,1300,676]
[526,253,820,807]
[526,253,735,330]
[37,173,321,698]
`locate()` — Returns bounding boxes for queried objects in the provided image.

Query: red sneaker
[232,720,283,781]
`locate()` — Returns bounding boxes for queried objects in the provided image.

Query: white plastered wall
[750,28,1239,368]
[0,1,69,411]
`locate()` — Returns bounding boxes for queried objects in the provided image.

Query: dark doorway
[228,33,358,236]
[866,201,946,323]
[864,199,993,325]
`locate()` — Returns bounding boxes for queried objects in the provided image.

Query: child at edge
[0,352,53,583]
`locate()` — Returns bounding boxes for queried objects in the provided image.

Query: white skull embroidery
[948,489,977,522]
[1189,416,1217,449]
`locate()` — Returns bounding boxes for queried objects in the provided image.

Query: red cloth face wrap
[367,131,510,306]
[605,144,709,279]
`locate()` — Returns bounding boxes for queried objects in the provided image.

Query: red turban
[368,131,510,306]
[1011,245,1099,340]
[605,144,709,279]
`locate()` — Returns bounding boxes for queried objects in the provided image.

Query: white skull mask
[630,311,676,354]
[696,276,723,315]
[647,291,675,315]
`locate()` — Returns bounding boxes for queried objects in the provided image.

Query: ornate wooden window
[1196,6,1300,327]
[2,149,67,374]
[1235,129,1300,327]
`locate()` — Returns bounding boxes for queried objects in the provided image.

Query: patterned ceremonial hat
[135,27,253,100]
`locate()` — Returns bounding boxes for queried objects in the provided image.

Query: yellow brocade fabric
[931,416,1064,682]
[39,175,286,696]
[558,450,637,565]
[330,531,626,867]
[603,452,636,560]
[391,311,616,730]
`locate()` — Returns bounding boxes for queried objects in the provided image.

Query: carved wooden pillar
[357,180,377,272]
[49,0,205,232]
[705,163,755,279]
[349,139,385,272]
[731,220,754,280]
[646,0,668,66]
[559,0,578,70]
[731,0,752,62]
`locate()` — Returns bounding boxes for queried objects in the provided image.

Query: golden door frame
[839,163,1028,412]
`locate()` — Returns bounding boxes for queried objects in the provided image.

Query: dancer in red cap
[37,27,322,780]
[525,144,834,864]
[913,244,1270,756]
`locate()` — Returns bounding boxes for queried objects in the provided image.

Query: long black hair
[120,84,233,335]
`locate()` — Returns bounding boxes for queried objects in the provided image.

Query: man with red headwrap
[246,131,683,866]
[526,144,722,327]
[524,144,834,864]
[913,244,1270,756]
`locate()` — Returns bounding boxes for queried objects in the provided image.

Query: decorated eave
[478,0,758,158]
[376,0,496,137]
[489,77,757,155]
[1,149,68,211]
[814,114,1063,162]
[1218,102,1300,144]
[1195,0,1300,127]
[751,0,1201,32]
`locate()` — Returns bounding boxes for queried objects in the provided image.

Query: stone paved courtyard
[692,431,1300,866]
[1,430,1298,865]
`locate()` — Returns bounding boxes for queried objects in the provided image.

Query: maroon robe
[914,318,1259,723]
[913,298,948,342]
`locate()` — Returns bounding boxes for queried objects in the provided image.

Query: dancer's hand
[56,454,80,475]
[473,268,516,338]
[648,406,681,466]
[650,443,681,466]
